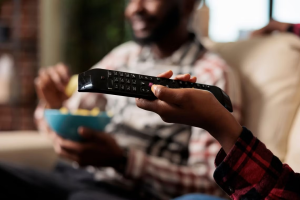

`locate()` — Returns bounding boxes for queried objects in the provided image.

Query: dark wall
[61,0,130,74]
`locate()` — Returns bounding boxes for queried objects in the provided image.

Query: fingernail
[151,85,157,94]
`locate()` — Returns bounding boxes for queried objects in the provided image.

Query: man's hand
[136,70,243,153]
[35,63,70,109]
[251,20,291,37]
[52,127,124,169]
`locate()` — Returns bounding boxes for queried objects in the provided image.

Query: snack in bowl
[44,108,112,142]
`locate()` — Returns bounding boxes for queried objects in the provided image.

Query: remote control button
[149,77,153,81]
[139,75,144,80]
[149,82,153,87]
[114,84,119,90]
[171,80,176,84]
[144,76,149,80]
[126,85,131,91]
[132,80,137,85]
[108,71,113,77]
[195,83,201,89]
[179,81,183,85]
[131,74,137,79]
[132,86,137,92]
[114,77,119,82]
[184,82,191,88]
[141,88,146,93]
[120,78,125,83]
[120,85,125,90]
[114,71,118,76]
[141,81,146,86]
[107,79,114,90]
[119,72,124,77]
[125,73,130,78]
[146,89,151,93]
[157,78,161,81]
[101,76,106,80]
[126,79,131,84]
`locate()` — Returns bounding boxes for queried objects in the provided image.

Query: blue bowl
[44,109,112,142]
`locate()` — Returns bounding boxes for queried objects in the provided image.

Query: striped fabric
[35,35,241,199]
[214,128,300,200]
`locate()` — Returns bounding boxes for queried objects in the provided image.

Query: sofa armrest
[0,131,58,170]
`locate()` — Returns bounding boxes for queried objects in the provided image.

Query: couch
[206,33,300,171]
[0,33,300,172]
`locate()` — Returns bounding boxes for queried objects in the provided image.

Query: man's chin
[133,35,154,45]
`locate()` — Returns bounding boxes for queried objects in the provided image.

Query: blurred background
[0,0,300,131]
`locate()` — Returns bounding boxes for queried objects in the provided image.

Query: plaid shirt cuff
[213,127,284,199]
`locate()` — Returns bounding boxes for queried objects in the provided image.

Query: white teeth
[133,20,146,30]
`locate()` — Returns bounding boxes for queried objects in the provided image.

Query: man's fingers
[34,77,46,100]
[53,143,79,162]
[157,70,173,79]
[78,127,99,140]
[47,67,67,93]
[55,136,85,154]
[39,70,57,93]
[55,63,70,84]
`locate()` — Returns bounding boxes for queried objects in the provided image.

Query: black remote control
[78,69,233,112]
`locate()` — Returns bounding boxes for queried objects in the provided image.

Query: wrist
[208,110,242,154]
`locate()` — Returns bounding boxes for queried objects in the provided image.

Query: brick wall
[0,0,39,131]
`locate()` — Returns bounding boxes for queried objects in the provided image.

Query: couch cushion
[206,34,300,162]
[0,131,57,170]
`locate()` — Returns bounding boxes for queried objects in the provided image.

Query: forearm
[202,100,243,154]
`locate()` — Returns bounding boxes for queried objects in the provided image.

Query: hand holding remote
[136,71,243,153]
[78,68,233,112]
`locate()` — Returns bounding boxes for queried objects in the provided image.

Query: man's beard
[131,6,181,45]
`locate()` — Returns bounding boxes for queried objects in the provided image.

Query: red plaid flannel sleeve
[292,24,300,36]
[214,127,300,200]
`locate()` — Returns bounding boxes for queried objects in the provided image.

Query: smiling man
[0,0,241,200]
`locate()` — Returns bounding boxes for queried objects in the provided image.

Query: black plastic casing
[78,69,233,112]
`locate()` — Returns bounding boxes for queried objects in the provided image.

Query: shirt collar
[137,33,203,66]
